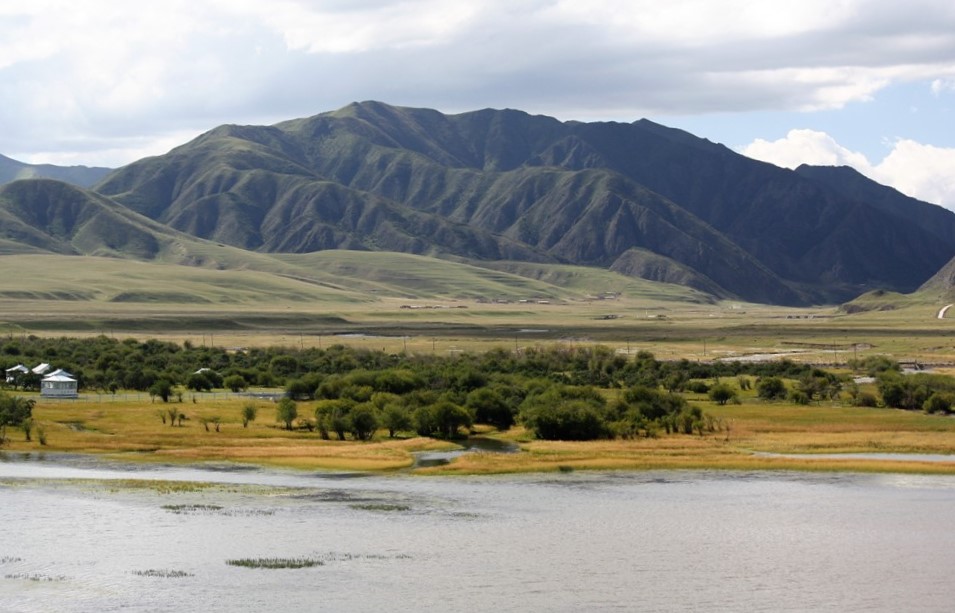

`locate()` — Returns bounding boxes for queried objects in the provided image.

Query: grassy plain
[1,252,954,364]
[3,392,955,475]
[2,251,955,474]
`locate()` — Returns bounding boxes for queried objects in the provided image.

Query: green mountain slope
[0,154,111,188]
[79,101,955,305]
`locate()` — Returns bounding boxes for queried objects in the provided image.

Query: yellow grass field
[6,395,955,475]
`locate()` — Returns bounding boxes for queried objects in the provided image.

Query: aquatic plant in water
[161,504,224,513]
[131,569,194,578]
[349,503,411,512]
[5,573,68,582]
[226,557,324,569]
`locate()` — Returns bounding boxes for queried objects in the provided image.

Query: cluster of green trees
[0,391,35,445]
[1,336,816,397]
[877,372,955,414]
[6,334,953,441]
[269,362,728,442]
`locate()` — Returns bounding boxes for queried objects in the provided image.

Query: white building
[5,364,28,383]
[41,373,78,398]
[32,363,51,376]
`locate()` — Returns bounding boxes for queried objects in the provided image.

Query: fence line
[36,391,285,403]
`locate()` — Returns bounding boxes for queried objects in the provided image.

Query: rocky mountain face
[6,102,955,305]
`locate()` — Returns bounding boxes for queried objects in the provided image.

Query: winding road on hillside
[938,304,953,319]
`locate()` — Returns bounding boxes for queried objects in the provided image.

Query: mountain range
[0,153,111,188]
[2,101,955,306]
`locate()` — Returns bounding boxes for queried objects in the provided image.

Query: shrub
[708,383,737,405]
[275,398,298,430]
[523,400,609,441]
[756,376,787,400]
[789,390,811,405]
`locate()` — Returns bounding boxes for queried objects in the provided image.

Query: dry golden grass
[7,398,456,472]
[6,393,955,476]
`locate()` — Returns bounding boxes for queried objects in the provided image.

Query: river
[2,453,955,612]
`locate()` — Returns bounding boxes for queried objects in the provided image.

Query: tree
[430,401,473,439]
[276,398,298,431]
[380,404,412,438]
[149,379,173,403]
[225,374,249,393]
[0,393,34,444]
[708,383,737,405]
[186,372,212,392]
[270,355,300,379]
[349,404,378,441]
[924,392,954,414]
[466,387,515,430]
[756,377,787,400]
[314,399,355,440]
[241,402,258,427]
[522,399,608,441]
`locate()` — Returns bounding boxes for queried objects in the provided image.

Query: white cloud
[740,130,955,211]
[742,130,871,169]
[3,0,955,165]
[932,78,955,95]
[873,140,955,208]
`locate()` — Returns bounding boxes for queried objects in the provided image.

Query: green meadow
[2,251,955,475]
[0,251,952,364]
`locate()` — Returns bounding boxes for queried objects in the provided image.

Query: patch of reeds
[226,557,324,569]
[349,503,411,512]
[131,569,194,578]
[161,504,224,513]
[5,573,68,582]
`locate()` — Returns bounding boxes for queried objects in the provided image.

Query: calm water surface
[2,453,955,612]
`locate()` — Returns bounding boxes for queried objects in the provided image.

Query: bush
[224,375,249,393]
[851,392,879,407]
[756,377,787,400]
[923,392,954,415]
[789,390,811,405]
[414,401,472,439]
[523,400,609,441]
[275,398,298,430]
[708,383,737,405]
[466,387,515,430]
[349,404,379,441]
[380,404,412,438]
[241,402,258,427]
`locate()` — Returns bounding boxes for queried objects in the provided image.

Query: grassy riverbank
[5,395,955,475]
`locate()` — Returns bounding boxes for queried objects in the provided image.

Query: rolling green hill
[4,102,954,308]
[91,102,955,305]
[0,153,111,188]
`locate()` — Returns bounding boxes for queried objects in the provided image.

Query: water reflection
[412,436,519,468]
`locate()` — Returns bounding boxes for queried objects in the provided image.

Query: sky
[2,0,955,209]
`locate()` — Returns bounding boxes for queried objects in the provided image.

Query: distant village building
[4,362,78,397]
[32,363,51,376]
[41,371,78,398]
[5,364,29,383]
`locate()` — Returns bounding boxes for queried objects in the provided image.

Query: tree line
[3,335,952,442]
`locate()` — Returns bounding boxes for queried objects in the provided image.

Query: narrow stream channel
[412,436,520,468]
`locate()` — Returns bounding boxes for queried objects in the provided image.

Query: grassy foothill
[5,391,955,476]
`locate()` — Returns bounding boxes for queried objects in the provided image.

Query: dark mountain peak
[80,102,955,305]
[796,163,955,245]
